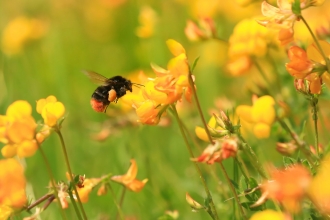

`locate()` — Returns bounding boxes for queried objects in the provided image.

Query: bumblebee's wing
[83,70,109,86]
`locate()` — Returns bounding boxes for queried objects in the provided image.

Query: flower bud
[276,142,297,156]
[185,193,205,211]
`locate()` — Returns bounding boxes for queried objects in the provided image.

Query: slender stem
[43,195,56,211]
[237,134,268,179]
[55,128,87,220]
[300,15,330,72]
[116,187,126,220]
[277,118,317,166]
[234,157,249,181]
[37,145,67,220]
[170,105,219,220]
[26,194,53,211]
[107,183,125,220]
[68,191,83,220]
[253,58,273,92]
[188,70,214,145]
[311,97,320,156]
[219,163,247,220]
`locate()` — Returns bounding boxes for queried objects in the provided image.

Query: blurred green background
[1,0,330,219]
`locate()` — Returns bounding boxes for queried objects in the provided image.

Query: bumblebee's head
[126,79,133,92]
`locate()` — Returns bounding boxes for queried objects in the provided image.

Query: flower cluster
[227,18,276,76]
[0,101,38,158]
[286,42,330,94]
[0,158,27,212]
[126,39,194,125]
[0,96,66,158]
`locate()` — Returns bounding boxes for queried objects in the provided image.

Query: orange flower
[192,138,238,164]
[184,17,216,41]
[111,159,148,192]
[0,100,38,158]
[278,28,294,45]
[258,165,311,213]
[0,158,27,209]
[151,39,192,104]
[77,178,101,203]
[286,46,313,79]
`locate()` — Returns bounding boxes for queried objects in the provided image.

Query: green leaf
[292,0,301,15]
[283,156,297,168]
[229,178,240,190]
[190,56,200,72]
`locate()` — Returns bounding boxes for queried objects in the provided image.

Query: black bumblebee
[84,71,134,113]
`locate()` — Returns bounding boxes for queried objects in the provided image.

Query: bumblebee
[84,71,134,113]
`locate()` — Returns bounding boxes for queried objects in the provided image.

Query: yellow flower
[147,40,193,105]
[111,159,148,192]
[250,210,285,220]
[0,158,27,209]
[236,95,275,139]
[36,95,65,127]
[135,6,158,38]
[1,17,47,56]
[0,205,13,220]
[309,154,330,215]
[0,101,38,158]
[229,18,275,58]
[227,18,276,76]
[195,116,218,142]
[128,40,193,125]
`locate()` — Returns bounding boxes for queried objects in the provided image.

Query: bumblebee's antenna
[132,83,145,88]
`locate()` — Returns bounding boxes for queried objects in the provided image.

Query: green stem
[277,118,317,166]
[300,15,330,72]
[170,105,219,220]
[219,163,247,220]
[234,157,249,181]
[68,191,83,220]
[107,183,125,220]
[311,97,320,156]
[38,145,67,220]
[237,134,268,179]
[116,187,126,220]
[253,58,273,91]
[188,70,214,144]
[55,128,88,220]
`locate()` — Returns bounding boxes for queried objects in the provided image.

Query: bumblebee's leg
[103,105,109,113]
